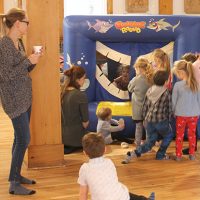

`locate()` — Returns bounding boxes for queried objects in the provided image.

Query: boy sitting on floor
[78,132,155,200]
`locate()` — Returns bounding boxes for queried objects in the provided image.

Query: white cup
[33,45,42,54]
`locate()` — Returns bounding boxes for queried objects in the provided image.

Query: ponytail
[173,60,198,92]
[186,62,198,92]
[162,52,171,73]
[134,57,154,84]
[144,62,154,84]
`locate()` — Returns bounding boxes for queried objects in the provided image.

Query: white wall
[4,0,18,13]
[3,0,26,13]
[113,0,200,15]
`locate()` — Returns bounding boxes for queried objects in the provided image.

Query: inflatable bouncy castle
[63,15,200,138]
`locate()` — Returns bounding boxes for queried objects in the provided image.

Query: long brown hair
[61,65,86,100]
[134,56,154,84]
[0,8,26,37]
[153,48,171,73]
[173,60,198,92]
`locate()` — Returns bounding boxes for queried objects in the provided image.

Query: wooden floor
[1,105,200,200]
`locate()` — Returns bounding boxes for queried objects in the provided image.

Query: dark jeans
[136,120,173,160]
[130,193,148,200]
[9,107,31,182]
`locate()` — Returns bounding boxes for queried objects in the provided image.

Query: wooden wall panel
[0,0,3,13]
[59,0,64,39]
[26,0,63,168]
[107,0,113,14]
[184,0,200,14]
[159,0,173,15]
[126,0,148,13]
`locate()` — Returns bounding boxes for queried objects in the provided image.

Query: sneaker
[121,151,136,164]
[148,192,155,200]
[156,154,169,160]
[121,142,129,149]
[175,156,182,161]
[189,155,195,160]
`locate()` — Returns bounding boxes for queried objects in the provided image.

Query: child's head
[173,60,198,92]
[97,107,112,121]
[82,133,105,159]
[118,65,130,77]
[152,49,171,73]
[134,56,154,83]
[153,70,169,86]
[181,53,198,63]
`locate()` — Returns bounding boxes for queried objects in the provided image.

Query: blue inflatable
[63,15,200,138]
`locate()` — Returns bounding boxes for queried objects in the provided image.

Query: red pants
[176,116,198,157]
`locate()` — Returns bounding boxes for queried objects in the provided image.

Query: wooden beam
[159,0,173,15]
[0,0,3,13]
[26,0,64,168]
[18,0,22,8]
[107,0,113,14]
[59,0,64,39]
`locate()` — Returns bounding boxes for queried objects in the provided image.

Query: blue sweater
[172,80,200,117]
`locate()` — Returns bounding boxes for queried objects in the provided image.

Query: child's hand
[119,118,124,124]
[28,53,41,64]
[119,123,125,129]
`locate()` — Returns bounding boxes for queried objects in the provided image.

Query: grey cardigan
[0,36,34,119]
[172,80,200,116]
[128,74,150,120]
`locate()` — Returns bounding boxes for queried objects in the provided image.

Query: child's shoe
[156,154,169,160]
[121,142,129,149]
[121,151,137,164]
[175,156,182,161]
[189,155,195,160]
[148,192,155,200]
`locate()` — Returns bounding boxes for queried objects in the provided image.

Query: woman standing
[61,66,89,154]
[0,8,41,195]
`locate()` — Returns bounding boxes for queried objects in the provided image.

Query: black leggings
[111,132,133,144]
[129,193,148,200]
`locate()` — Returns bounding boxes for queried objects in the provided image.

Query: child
[114,65,130,91]
[78,133,155,200]
[152,48,172,90]
[128,57,154,147]
[122,71,173,164]
[181,53,200,155]
[172,60,200,161]
[97,107,132,144]
[181,53,200,86]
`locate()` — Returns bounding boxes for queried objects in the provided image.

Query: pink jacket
[193,59,200,86]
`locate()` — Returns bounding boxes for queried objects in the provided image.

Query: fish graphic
[87,19,113,33]
[147,18,180,32]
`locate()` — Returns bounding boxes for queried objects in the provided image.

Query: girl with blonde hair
[152,48,172,90]
[172,60,200,161]
[128,57,154,147]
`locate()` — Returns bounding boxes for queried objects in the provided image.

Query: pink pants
[176,116,198,157]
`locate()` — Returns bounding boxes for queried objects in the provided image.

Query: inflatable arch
[63,15,200,137]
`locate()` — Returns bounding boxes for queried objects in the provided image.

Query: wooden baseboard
[24,144,64,168]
